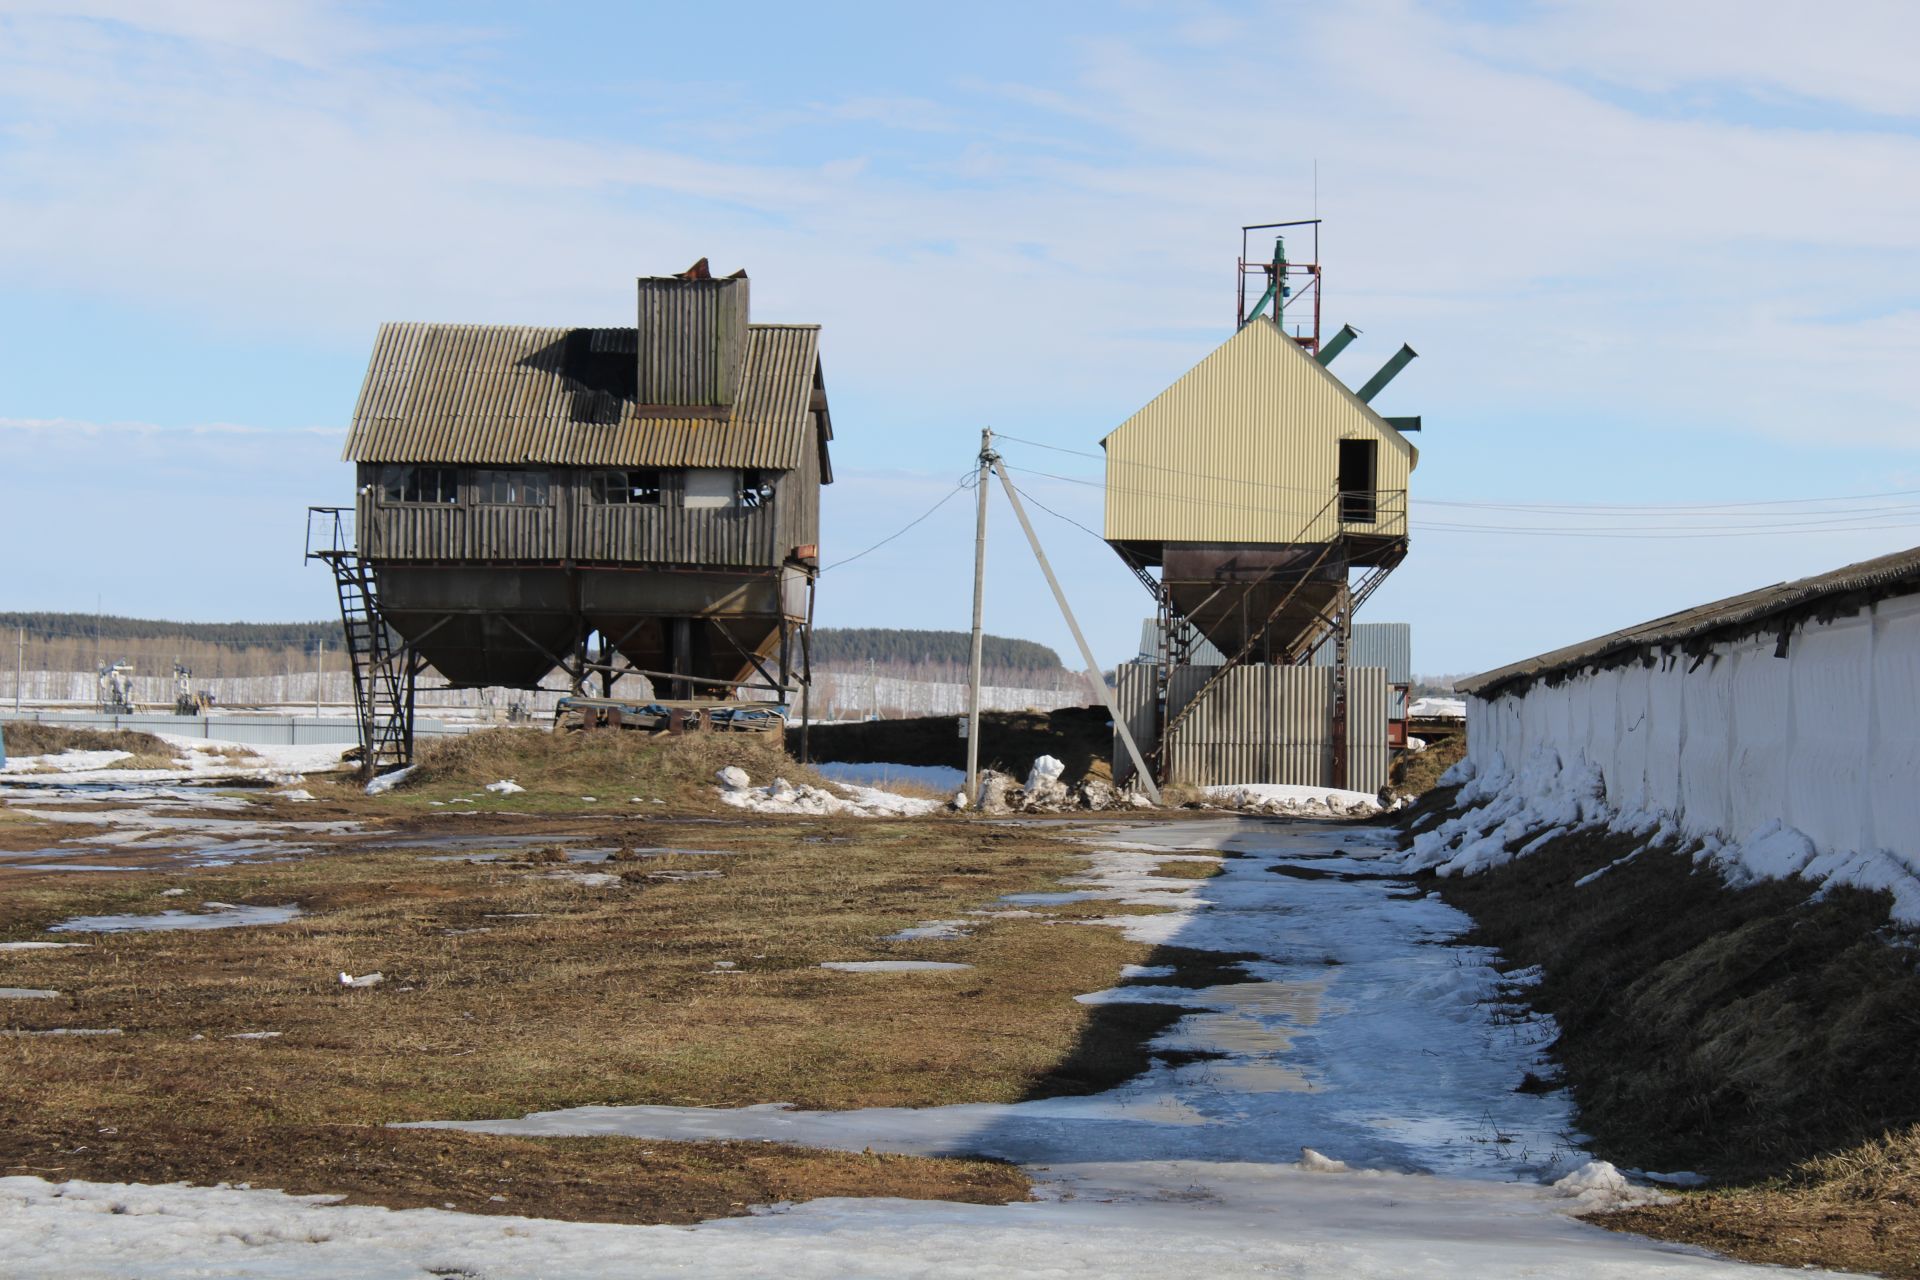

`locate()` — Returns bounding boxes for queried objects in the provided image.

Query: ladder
[306,508,415,771]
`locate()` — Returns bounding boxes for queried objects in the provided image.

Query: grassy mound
[387,726,828,811]
[1388,733,1465,801]
[1,722,175,758]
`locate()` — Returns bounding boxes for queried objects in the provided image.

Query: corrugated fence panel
[1153,663,1389,789]
[1347,668,1389,794]
[1113,664,1158,784]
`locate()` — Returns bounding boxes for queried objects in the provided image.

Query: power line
[823,475,973,571]
[991,433,1920,518]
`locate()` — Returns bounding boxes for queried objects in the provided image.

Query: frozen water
[49,904,302,933]
[815,761,966,792]
[1,815,1830,1276]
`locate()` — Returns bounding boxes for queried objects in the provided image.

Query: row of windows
[377,467,774,508]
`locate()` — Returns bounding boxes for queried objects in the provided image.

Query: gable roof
[1101,317,1418,466]
[342,322,827,473]
[1459,545,1920,699]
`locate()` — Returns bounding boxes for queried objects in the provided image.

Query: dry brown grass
[362,728,827,815]
[1389,734,1466,800]
[1,723,173,757]
[0,813,1155,1223]
[1605,1124,1920,1278]
[1153,859,1224,879]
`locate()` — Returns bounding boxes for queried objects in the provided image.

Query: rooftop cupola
[636,258,750,413]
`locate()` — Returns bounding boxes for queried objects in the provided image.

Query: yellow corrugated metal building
[1102,316,1416,549]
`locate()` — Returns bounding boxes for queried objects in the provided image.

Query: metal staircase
[306,508,416,771]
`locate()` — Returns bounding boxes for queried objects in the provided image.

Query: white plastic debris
[339,971,385,989]
[1024,755,1066,789]
[1298,1148,1350,1173]
[716,766,752,791]
[485,779,525,795]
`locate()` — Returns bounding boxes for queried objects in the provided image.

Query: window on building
[475,469,550,506]
[590,469,663,505]
[380,465,460,504]
[1337,439,1377,524]
[737,468,775,509]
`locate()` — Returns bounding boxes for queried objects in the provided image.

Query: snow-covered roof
[1461,545,1920,699]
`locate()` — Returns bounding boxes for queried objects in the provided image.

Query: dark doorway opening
[1338,439,1378,524]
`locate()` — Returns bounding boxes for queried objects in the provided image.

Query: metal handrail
[305,506,355,561]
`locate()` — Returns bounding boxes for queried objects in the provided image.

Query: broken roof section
[343,294,830,477]
[1460,545,1920,699]
[345,258,832,475]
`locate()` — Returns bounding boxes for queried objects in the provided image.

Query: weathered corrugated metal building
[1105,223,1421,790]
[309,262,833,766]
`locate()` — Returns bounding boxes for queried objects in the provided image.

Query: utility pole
[14,626,23,713]
[965,428,995,807]
[991,457,1162,805]
[313,641,324,718]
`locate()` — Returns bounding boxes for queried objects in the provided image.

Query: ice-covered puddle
[9,817,1827,1277]
[48,903,302,934]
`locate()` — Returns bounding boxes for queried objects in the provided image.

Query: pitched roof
[1460,545,1920,698]
[342,322,826,472]
[1100,317,1419,465]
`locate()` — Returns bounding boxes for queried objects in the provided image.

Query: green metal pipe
[1356,343,1418,403]
[1316,323,1361,366]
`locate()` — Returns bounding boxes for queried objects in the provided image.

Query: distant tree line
[0,613,342,651]
[810,628,1063,672]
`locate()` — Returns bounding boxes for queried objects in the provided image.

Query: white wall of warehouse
[1467,592,1920,871]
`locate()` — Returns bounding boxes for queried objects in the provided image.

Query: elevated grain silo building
[1108,222,1421,790]
[308,261,832,767]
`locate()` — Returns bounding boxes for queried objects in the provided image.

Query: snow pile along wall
[1414,593,1920,926]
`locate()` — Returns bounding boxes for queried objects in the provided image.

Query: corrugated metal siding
[1310,622,1412,684]
[1103,319,1413,544]
[1346,667,1390,794]
[343,323,821,471]
[636,276,747,406]
[1115,663,1391,788]
[1113,664,1159,784]
[471,504,560,560]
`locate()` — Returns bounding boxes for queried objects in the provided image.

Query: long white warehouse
[1440,547,1920,923]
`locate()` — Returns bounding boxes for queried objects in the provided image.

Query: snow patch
[364,766,416,795]
[1204,783,1383,818]
[1549,1161,1672,1212]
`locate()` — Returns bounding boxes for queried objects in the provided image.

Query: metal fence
[0,710,464,747]
[1114,664,1390,791]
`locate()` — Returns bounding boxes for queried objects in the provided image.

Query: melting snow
[49,904,303,934]
[0,815,1813,1277]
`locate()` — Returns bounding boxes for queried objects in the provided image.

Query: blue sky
[2,0,1918,675]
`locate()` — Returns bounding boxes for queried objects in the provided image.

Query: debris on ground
[1202,784,1387,819]
[714,768,941,817]
[484,779,525,795]
[339,972,384,989]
